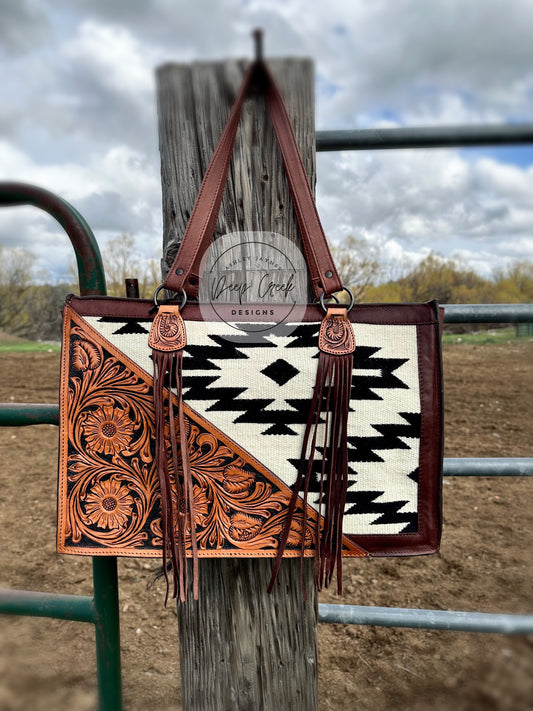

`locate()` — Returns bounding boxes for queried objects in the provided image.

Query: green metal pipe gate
[0,183,121,711]
[1,118,532,709]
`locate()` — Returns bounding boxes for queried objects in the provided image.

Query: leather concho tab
[270,303,358,596]
[318,307,356,356]
[149,303,195,602]
[149,305,186,352]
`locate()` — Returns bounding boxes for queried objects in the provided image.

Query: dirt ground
[0,341,532,711]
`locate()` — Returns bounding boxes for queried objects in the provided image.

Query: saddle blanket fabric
[57,297,443,559]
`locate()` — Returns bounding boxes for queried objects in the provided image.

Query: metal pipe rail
[0,182,120,711]
[0,589,96,623]
[443,303,533,323]
[318,604,533,634]
[445,458,533,477]
[3,399,532,480]
[0,403,59,426]
[316,123,533,151]
[316,305,533,637]
[2,404,531,476]
[0,183,106,295]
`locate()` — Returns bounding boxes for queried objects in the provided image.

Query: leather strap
[163,59,342,299]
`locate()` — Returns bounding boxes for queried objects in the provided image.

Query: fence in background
[0,183,121,711]
[314,124,533,634]
[0,118,532,709]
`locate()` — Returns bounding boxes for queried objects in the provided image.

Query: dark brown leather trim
[65,295,441,327]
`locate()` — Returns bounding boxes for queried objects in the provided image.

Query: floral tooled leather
[148,305,186,352]
[318,307,356,356]
[84,478,134,530]
[57,306,366,559]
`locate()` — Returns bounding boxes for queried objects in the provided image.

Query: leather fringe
[268,306,355,597]
[149,306,198,603]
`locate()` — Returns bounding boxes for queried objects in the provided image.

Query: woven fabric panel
[85,316,421,536]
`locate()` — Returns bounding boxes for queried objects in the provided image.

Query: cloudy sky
[2,0,533,284]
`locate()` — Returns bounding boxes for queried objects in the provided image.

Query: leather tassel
[149,305,198,603]
[268,306,355,596]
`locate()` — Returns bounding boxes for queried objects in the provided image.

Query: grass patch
[0,342,60,353]
[442,327,532,345]
[0,331,60,353]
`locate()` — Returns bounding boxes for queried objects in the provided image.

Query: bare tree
[102,233,159,298]
[0,245,36,334]
[330,235,383,302]
[103,233,139,296]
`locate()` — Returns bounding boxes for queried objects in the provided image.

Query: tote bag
[58,57,443,600]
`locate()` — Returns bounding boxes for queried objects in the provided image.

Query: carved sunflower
[84,478,133,530]
[82,404,134,456]
[325,318,345,343]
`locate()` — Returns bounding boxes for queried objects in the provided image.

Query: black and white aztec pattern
[84,316,421,536]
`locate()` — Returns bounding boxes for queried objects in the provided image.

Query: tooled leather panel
[58,304,367,559]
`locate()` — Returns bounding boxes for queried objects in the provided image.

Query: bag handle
[162,59,343,300]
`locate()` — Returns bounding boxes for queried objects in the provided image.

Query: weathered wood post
[156,56,319,710]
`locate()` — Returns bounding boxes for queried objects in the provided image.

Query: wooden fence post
[156,57,319,711]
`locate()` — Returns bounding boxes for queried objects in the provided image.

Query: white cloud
[63,20,158,102]
[472,158,533,202]
[0,140,159,206]
[1,0,533,285]
[0,141,97,197]
[292,0,533,127]
[316,147,533,275]
[0,140,162,280]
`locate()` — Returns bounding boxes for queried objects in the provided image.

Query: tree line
[0,234,161,343]
[0,234,532,342]
[332,236,533,305]
[365,253,533,305]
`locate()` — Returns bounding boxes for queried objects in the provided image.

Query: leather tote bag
[57,57,443,601]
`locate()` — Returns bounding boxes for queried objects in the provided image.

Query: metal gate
[0,183,122,711]
[1,119,532,710]
[315,124,533,634]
